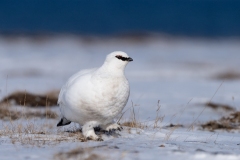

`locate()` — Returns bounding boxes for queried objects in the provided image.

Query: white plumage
[57,51,133,140]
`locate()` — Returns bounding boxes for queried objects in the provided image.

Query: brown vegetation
[214,71,240,80]
[205,102,235,111]
[121,121,145,129]
[0,105,19,120]
[164,124,183,128]
[0,91,58,107]
[0,104,57,121]
[201,112,240,131]
[54,147,104,160]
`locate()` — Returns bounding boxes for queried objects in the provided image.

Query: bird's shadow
[65,126,121,138]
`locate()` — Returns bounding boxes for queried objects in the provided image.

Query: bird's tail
[57,117,71,127]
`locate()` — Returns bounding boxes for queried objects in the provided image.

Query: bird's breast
[94,77,129,104]
[87,77,130,118]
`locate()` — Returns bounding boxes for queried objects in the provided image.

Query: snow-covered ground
[0,35,240,160]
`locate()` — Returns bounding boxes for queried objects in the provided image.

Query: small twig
[188,81,224,131]
[214,133,219,144]
[24,90,27,107]
[5,75,9,107]
[117,109,129,124]
[131,100,136,124]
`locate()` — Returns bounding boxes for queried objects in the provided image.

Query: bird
[57,51,133,141]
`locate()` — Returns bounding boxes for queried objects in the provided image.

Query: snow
[1,35,240,159]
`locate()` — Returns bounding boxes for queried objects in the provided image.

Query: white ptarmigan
[57,51,133,141]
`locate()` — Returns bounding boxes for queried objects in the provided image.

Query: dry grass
[121,121,145,129]
[164,126,179,141]
[120,100,164,130]
[0,104,58,121]
[119,101,148,129]
[205,102,235,111]
[214,71,240,80]
[153,100,164,129]
[0,101,62,146]
[65,130,87,142]
[0,91,58,107]
[0,97,61,146]
[201,121,233,131]
[188,81,225,131]
[0,121,87,146]
[54,147,104,160]
[223,112,240,123]
[201,112,240,131]
[0,104,19,120]
[0,121,51,146]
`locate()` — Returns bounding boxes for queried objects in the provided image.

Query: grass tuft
[0,104,58,121]
[205,102,235,111]
[201,111,240,131]
[0,91,58,107]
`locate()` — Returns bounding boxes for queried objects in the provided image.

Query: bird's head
[104,51,133,70]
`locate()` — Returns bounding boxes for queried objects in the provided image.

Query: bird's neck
[96,63,126,78]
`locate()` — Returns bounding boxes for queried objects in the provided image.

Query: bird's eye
[115,55,132,62]
[115,55,127,61]
[115,55,123,59]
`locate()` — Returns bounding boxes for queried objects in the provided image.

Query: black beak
[128,57,133,62]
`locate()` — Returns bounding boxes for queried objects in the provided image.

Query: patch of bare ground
[201,112,240,131]
[214,71,240,80]
[54,147,105,160]
[205,102,235,111]
[164,124,184,128]
[0,91,59,107]
[0,103,57,120]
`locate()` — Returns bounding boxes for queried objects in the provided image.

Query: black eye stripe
[115,55,129,61]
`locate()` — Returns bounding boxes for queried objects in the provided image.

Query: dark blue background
[0,0,240,37]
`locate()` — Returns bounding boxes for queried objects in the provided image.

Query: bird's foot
[84,131,103,141]
[103,123,123,134]
[82,122,103,141]
[86,136,103,141]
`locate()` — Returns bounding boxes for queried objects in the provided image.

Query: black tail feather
[57,117,71,127]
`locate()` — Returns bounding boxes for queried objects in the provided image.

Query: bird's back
[58,68,97,105]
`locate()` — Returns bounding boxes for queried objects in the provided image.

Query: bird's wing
[57,68,97,105]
